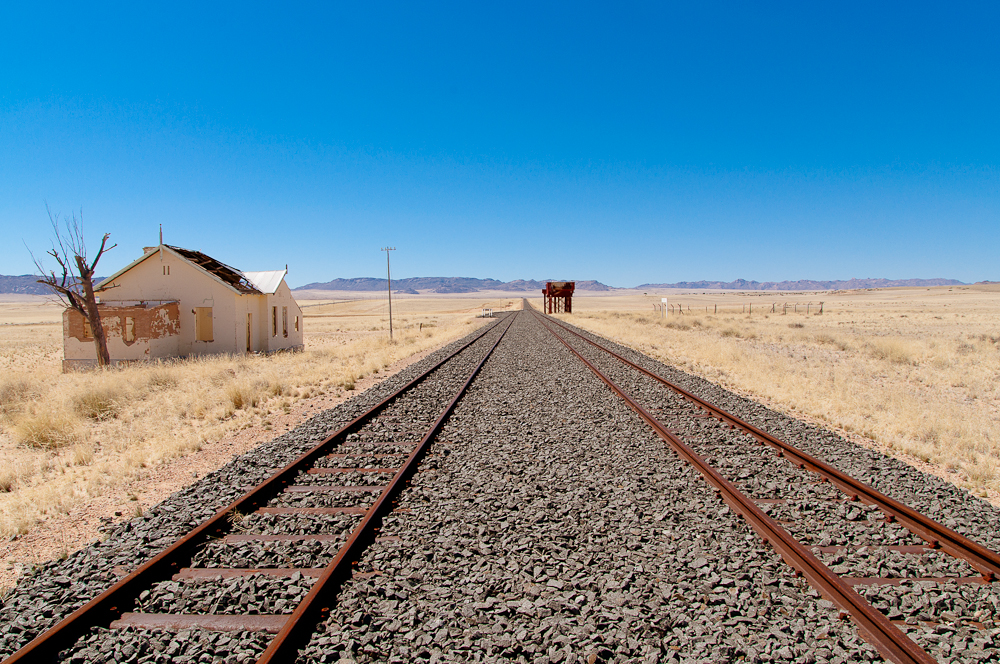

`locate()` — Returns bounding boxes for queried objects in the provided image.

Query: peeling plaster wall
[62,302,181,371]
[98,249,238,356]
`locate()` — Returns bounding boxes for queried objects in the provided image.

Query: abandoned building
[62,244,304,371]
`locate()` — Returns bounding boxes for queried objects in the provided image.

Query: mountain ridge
[294,277,614,293]
[0,274,972,295]
[0,275,60,295]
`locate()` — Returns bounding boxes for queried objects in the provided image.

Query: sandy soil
[0,344,438,594]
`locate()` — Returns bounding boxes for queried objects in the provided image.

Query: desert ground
[538,283,1000,507]
[2,284,998,595]
[0,293,515,593]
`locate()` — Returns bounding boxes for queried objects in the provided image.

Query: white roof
[242,270,287,294]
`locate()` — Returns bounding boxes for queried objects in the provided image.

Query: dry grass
[548,286,1000,498]
[0,295,514,538]
[11,409,82,450]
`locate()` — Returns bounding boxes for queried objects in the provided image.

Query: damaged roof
[165,245,260,293]
[98,244,289,296]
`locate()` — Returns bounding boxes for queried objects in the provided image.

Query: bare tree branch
[90,233,116,272]
[31,205,115,367]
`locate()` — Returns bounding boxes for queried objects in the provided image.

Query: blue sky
[1,2,997,287]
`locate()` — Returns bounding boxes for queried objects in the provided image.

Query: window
[195,307,214,341]
[294,315,299,333]
[124,316,136,343]
[272,306,278,337]
[162,265,170,275]
[82,318,93,339]
[282,306,288,338]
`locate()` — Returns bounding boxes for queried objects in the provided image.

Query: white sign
[661,298,668,303]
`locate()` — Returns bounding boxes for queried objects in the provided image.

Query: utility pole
[381,246,396,339]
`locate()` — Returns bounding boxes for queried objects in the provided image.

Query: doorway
[246,313,252,352]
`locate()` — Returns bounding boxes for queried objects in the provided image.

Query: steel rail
[2,315,509,664]
[256,311,516,662]
[542,313,1000,582]
[531,310,936,664]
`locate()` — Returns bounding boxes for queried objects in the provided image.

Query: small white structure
[63,244,303,371]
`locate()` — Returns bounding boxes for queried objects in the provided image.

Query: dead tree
[32,207,116,367]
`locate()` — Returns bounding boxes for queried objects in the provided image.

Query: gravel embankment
[553,315,1000,662]
[295,312,880,663]
[559,319,1000,548]
[3,310,998,663]
[0,317,507,661]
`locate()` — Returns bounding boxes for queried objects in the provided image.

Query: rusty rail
[542,313,1000,582]
[255,312,514,661]
[531,309,936,664]
[2,315,511,664]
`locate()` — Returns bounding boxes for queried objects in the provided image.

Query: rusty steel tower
[542,281,575,314]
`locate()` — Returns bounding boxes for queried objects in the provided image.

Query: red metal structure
[542,281,574,314]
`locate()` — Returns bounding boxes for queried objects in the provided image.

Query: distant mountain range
[0,274,107,295]
[0,273,972,295]
[295,277,614,293]
[636,277,966,291]
[0,274,56,295]
[296,276,969,293]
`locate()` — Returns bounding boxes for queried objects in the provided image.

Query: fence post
[819,301,824,314]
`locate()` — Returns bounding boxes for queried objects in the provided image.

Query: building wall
[99,249,240,356]
[63,302,181,371]
[64,246,306,369]
[227,285,303,354]
[261,281,304,352]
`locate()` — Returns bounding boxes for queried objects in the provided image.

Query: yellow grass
[545,285,1000,497]
[0,294,515,538]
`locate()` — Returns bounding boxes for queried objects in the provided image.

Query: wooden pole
[381,246,396,339]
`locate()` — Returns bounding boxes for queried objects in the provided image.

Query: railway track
[2,305,998,662]
[531,305,999,664]
[2,314,515,663]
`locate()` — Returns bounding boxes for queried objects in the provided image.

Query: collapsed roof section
[99,244,288,296]
[164,245,260,294]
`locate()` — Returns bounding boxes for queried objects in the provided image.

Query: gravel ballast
[2,309,998,663]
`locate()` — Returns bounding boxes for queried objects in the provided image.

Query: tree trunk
[76,255,111,367]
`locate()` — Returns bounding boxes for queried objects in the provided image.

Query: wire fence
[652,301,825,317]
